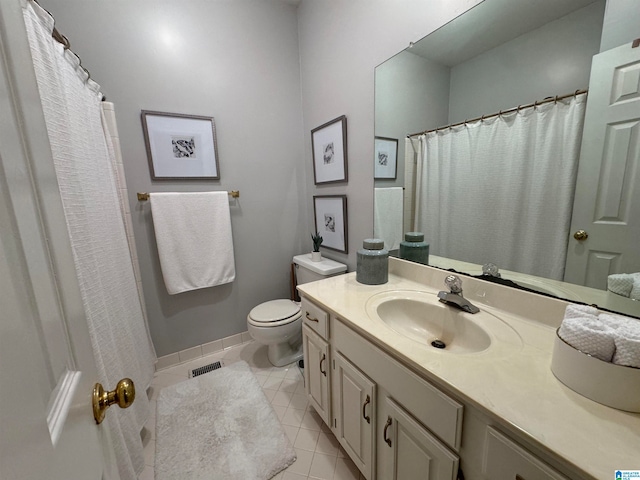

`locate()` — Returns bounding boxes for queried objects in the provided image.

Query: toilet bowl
[247,299,303,367]
[247,255,347,367]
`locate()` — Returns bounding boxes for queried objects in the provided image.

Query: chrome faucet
[437,275,480,314]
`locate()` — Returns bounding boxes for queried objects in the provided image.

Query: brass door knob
[573,230,588,241]
[93,378,135,424]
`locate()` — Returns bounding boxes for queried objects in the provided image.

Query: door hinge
[332,359,335,369]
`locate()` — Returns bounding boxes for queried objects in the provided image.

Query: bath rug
[155,361,296,480]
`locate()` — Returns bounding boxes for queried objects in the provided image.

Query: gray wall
[297,0,482,270]
[45,0,306,356]
[374,51,451,189]
[448,1,605,123]
[600,0,640,51]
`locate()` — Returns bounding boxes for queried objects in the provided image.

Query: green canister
[399,232,429,265]
[356,238,388,285]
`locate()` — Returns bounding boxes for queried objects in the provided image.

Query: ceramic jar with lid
[399,232,429,265]
[357,238,388,285]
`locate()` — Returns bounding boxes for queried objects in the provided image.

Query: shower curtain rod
[32,0,96,88]
[407,89,588,138]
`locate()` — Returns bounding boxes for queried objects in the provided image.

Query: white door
[0,2,118,478]
[564,42,640,288]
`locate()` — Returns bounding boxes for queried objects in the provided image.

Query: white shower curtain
[23,3,156,480]
[414,95,586,280]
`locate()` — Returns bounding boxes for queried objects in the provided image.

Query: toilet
[247,254,347,367]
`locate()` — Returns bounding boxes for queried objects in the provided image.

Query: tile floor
[139,340,365,480]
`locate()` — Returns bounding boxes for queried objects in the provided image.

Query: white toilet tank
[293,254,347,285]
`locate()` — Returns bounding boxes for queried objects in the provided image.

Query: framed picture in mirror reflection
[311,115,348,184]
[374,136,398,179]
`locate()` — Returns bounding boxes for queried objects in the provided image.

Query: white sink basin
[365,290,522,354]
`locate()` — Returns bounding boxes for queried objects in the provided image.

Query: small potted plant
[311,232,323,262]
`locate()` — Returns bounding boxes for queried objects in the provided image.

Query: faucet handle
[482,263,501,278]
[444,274,463,294]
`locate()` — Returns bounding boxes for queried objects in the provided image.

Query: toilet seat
[248,299,301,327]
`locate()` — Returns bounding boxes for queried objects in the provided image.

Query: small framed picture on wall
[141,110,220,180]
[311,115,348,184]
[374,136,398,180]
[313,195,348,253]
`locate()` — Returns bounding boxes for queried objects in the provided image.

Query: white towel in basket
[607,272,640,301]
[558,306,616,362]
[608,316,640,368]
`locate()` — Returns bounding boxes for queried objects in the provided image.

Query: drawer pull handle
[383,417,392,447]
[362,395,371,424]
[305,312,319,323]
[320,354,327,376]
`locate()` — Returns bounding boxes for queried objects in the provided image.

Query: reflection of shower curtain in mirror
[414,96,586,280]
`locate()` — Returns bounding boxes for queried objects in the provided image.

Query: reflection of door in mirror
[564,42,640,290]
[373,0,640,318]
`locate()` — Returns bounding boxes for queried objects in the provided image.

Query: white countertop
[298,258,640,480]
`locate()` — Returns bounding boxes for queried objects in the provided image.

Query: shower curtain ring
[574,89,580,98]
[533,100,538,109]
[554,95,559,103]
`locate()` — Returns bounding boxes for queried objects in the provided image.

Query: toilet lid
[249,299,301,323]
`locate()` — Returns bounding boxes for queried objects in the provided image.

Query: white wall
[44,0,306,356]
[297,0,481,270]
[449,1,605,123]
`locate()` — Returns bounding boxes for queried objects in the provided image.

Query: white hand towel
[608,272,640,300]
[150,192,235,295]
[631,276,640,301]
[558,308,615,362]
[611,317,640,368]
[374,187,404,251]
[563,304,599,320]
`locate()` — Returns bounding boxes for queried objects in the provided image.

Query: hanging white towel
[374,187,404,251]
[150,192,236,294]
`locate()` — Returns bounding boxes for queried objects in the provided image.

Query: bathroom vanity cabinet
[298,266,614,480]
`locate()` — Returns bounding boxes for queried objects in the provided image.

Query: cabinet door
[303,324,330,425]
[483,427,570,480]
[380,396,459,480]
[333,352,376,480]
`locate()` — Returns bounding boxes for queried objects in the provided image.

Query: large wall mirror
[374,0,640,318]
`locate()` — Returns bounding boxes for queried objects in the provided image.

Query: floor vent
[190,360,224,378]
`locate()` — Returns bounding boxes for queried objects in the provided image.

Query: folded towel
[558,308,616,362]
[611,318,640,368]
[150,192,235,295]
[608,272,640,300]
[563,304,599,320]
[600,313,633,331]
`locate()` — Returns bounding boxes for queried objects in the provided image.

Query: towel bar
[137,191,239,201]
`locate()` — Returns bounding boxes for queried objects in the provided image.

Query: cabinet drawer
[333,319,463,451]
[301,297,328,338]
[483,427,569,480]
